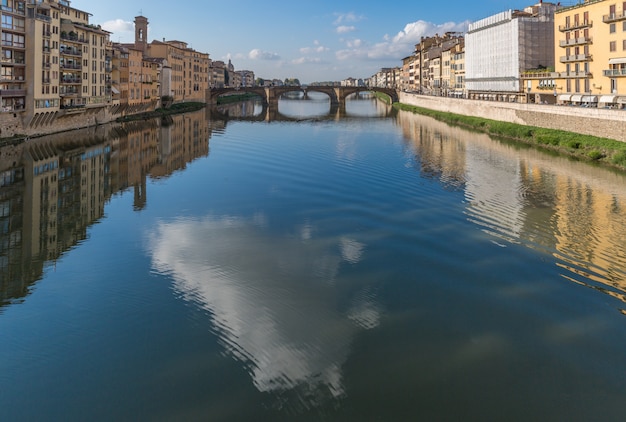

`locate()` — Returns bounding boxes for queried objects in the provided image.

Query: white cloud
[333,12,363,25]
[248,49,281,60]
[101,19,134,34]
[346,39,362,48]
[336,25,356,34]
[292,57,324,65]
[299,44,329,54]
[336,19,469,62]
[391,20,469,45]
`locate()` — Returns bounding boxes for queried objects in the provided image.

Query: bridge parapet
[208,86,398,106]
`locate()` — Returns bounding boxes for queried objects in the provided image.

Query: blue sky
[71,0,548,83]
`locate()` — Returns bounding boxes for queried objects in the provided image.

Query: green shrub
[588,150,604,160]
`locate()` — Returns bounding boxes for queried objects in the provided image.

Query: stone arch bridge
[207,86,399,106]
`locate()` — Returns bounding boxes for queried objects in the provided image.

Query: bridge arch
[207,87,267,105]
[208,86,399,107]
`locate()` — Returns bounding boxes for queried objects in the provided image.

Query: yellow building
[553,0,626,107]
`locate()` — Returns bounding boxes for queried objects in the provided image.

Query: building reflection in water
[0,110,212,308]
[395,109,626,309]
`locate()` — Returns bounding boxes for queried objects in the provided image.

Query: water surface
[1,93,626,421]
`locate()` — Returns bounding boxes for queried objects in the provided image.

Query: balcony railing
[1,23,25,33]
[603,68,626,76]
[60,47,82,56]
[0,58,25,65]
[60,33,88,43]
[2,41,25,48]
[60,78,82,85]
[61,63,82,70]
[0,89,26,97]
[555,71,592,78]
[559,37,592,47]
[560,54,593,63]
[0,5,25,15]
[559,20,592,31]
[35,13,51,22]
[603,11,626,23]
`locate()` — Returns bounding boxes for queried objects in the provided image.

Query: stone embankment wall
[0,106,119,139]
[398,92,626,143]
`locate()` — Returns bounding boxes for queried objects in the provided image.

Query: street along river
[1,92,626,421]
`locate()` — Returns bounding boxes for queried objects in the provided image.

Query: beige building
[209,61,226,88]
[1,0,26,113]
[2,0,111,124]
[450,42,466,98]
[131,16,209,104]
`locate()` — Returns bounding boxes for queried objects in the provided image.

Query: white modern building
[465,2,559,100]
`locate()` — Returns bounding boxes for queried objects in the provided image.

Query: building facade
[551,0,626,107]
[466,2,558,101]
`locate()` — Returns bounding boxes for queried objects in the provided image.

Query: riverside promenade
[398,92,626,143]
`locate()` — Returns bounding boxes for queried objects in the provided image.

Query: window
[610,41,617,51]
[623,39,626,50]
[611,23,616,33]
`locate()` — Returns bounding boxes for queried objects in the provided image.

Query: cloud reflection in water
[147,214,379,404]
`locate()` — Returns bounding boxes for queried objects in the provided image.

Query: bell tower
[134,16,149,54]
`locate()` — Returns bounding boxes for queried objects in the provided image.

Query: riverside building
[465,2,559,102]
[0,0,111,126]
[550,0,626,108]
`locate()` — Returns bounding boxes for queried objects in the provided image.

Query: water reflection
[208,91,395,122]
[147,214,378,407]
[3,99,626,417]
[396,109,626,309]
[0,110,212,308]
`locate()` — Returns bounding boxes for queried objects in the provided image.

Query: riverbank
[395,101,626,172]
[115,102,206,123]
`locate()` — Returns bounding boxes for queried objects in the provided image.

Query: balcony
[603,11,626,23]
[60,78,82,85]
[559,37,592,47]
[555,71,592,78]
[61,63,82,70]
[35,13,51,22]
[1,58,25,66]
[1,23,25,33]
[559,20,592,32]
[60,47,82,57]
[560,54,593,63]
[42,78,51,84]
[0,89,26,97]
[60,33,88,43]
[0,75,24,82]
[2,41,25,49]
[603,68,626,77]
[0,4,25,15]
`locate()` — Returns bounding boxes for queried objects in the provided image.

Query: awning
[557,94,571,101]
[599,95,618,103]
[571,94,583,102]
[608,57,626,64]
[581,95,597,102]
[111,86,120,94]
[618,97,626,104]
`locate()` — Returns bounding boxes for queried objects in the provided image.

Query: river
[1,92,626,421]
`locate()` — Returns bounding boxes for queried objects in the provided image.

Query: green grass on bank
[394,102,626,171]
[216,93,260,104]
[116,102,206,122]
